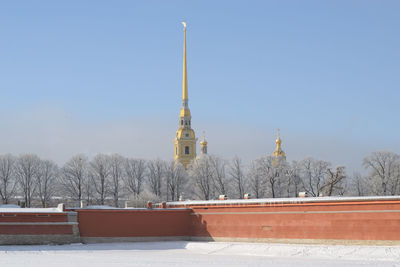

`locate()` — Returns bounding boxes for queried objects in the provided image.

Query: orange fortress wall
[168,197,400,244]
[1,197,400,245]
[188,201,400,242]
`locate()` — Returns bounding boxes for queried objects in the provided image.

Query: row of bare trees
[188,151,400,199]
[0,151,399,207]
[188,155,347,200]
[357,151,400,196]
[0,154,58,207]
[0,153,187,207]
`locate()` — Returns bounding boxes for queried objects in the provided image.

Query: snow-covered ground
[0,241,399,267]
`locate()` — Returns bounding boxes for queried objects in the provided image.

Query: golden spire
[182,21,188,103]
[175,21,197,169]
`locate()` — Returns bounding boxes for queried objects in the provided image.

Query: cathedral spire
[175,21,197,169]
[182,21,188,107]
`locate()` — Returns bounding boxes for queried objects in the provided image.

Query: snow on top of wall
[0,207,63,213]
[0,204,20,209]
[84,205,118,209]
[166,195,400,206]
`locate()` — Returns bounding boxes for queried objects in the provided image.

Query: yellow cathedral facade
[174,22,197,168]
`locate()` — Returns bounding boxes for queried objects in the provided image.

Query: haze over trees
[0,151,399,207]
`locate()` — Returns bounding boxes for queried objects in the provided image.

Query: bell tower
[174,21,197,168]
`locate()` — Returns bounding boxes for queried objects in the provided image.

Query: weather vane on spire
[182,20,187,29]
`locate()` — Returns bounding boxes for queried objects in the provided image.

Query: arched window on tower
[181,120,183,125]
[185,146,190,155]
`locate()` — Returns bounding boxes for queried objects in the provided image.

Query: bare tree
[0,154,17,204]
[61,154,88,203]
[15,154,41,207]
[363,151,400,196]
[147,159,165,198]
[286,160,303,197]
[271,158,289,198]
[210,155,229,196]
[165,160,186,201]
[109,154,125,207]
[89,154,111,205]
[253,156,284,198]
[349,172,368,196]
[299,157,330,197]
[228,156,245,199]
[124,158,146,198]
[84,173,94,205]
[248,160,265,198]
[37,160,59,207]
[188,156,214,200]
[321,166,346,196]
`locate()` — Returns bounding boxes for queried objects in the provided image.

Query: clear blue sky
[0,1,399,173]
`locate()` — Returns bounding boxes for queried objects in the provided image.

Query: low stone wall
[0,209,80,245]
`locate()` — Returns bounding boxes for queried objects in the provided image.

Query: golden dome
[276,136,282,145]
[273,149,286,158]
[273,129,286,159]
[200,135,207,146]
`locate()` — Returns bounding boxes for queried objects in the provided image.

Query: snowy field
[1,241,400,267]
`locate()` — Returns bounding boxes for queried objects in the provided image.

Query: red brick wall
[77,209,191,237]
[188,200,400,241]
[0,225,73,235]
[0,212,73,235]
[0,213,68,223]
[3,199,400,242]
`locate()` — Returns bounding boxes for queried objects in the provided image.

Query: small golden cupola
[273,129,286,164]
[200,132,208,155]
